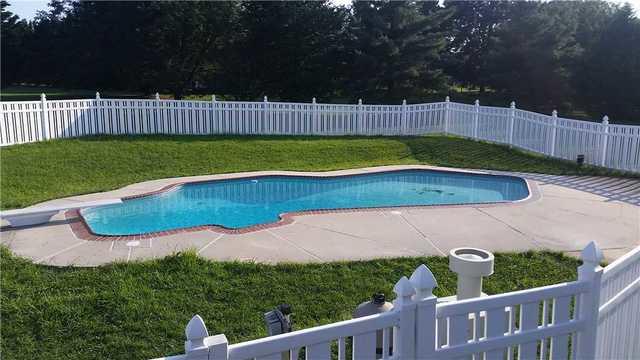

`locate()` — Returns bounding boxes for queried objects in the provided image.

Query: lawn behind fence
[0,134,625,210]
[0,247,580,360]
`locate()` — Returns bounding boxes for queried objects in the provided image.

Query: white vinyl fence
[596,246,640,359]
[153,242,640,360]
[1,94,639,173]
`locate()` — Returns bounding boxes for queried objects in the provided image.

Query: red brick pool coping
[64,169,539,241]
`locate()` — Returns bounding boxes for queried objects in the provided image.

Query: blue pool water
[81,170,529,235]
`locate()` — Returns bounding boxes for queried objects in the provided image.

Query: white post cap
[410,264,437,299]
[402,99,407,105]
[581,241,603,266]
[358,98,362,105]
[212,94,216,102]
[578,241,603,280]
[602,115,609,125]
[155,92,160,100]
[510,101,516,109]
[41,93,46,101]
[312,97,316,104]
[263,96,268,102]
[185,314,209,353]
[552,110,558,117]
[95,92,100,100]
[393,276,416,307]
[445,96,450,102]
[474,99,480,106]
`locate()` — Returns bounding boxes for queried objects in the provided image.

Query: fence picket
[484,308,507,360]
[352,331,376,360]
[305,341,331,359]
[550,295,571,359]
[518,302,540,360]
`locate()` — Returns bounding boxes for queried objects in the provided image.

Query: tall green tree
[1,1,31,87]
[220,1,349,101]
[443,0,512,92]
[144,1,239,99]
[27,0,71,86]
[484,2,582,113]
[575,4,640,122]
[59,1,157,91]
[347,1,452,102]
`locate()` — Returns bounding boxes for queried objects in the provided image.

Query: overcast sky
[7,0,640,21]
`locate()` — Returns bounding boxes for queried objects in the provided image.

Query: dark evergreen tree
[443,1,512,92]
[27,0,70,86]
[143,1,238,99]
[347,1,452,102]
[1,1,31,86]
[60,1,157,91]
[484,1,582,113]
[575,4,640,122]
[220,1,349,101]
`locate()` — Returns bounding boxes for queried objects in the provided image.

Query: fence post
[401,99,407,135]
[410,264,438,359]
[393,276,417,359]
[312,97,317,135]
[184,315,229,360]
[263,96,269,134]
[211,95,217,135]
[444,96,450,134]
[550,110,558,157]
[40,93,50,140]
[508,101,516,147]
[574,241,604,360]
[473,99,480,139]
[600,116,609,167]
[94,92,103,135]
[154,92,162,134]
[357,98,363,135]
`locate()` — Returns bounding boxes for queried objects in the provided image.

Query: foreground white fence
[596,246,640,359]
[1,94,639,173]
[154,242,640,360]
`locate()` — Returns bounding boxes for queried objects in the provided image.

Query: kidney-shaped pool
[80,169,530,235]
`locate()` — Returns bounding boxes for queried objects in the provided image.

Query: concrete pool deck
[1,165,638,266]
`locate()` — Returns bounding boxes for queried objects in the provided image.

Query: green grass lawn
[0,247,580,359]
[0,134,624,210]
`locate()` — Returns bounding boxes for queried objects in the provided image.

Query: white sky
[6,0,640,20]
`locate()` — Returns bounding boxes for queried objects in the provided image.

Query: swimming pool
[80,170,529,235]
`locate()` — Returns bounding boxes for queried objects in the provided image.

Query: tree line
[1,0,639,123]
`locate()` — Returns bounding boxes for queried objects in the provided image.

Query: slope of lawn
[0,134,624,209]
[0,247,580,360]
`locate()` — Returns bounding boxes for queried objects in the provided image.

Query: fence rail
[154,242,636,360]
[1,94,639,172]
